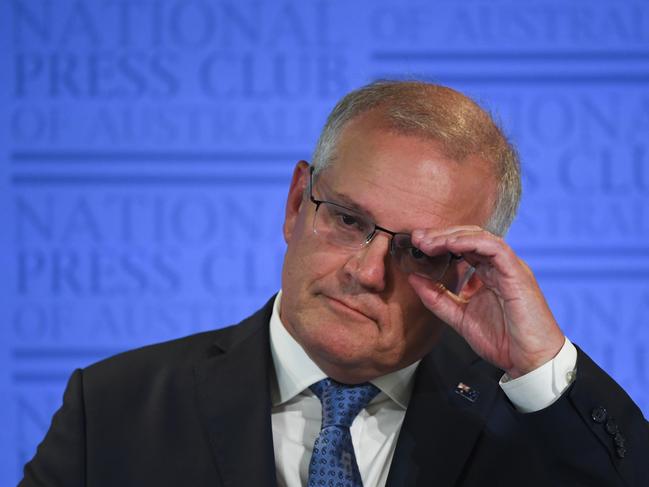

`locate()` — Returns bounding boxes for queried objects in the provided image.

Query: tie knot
[310,378,380,428]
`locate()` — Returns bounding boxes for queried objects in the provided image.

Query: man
[20,81,649,486]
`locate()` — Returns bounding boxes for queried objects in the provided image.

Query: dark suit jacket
[20,296,649,486]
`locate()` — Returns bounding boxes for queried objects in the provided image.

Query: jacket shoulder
[82,295,275,388]
[86,328,224,374]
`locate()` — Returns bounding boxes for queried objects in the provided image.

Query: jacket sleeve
[18,369,86,487]
[519,347,649,486]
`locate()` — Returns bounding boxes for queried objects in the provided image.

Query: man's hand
[409,226,565,379]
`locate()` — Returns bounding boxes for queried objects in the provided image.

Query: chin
[302,319,374,359]
[310,327,408,378]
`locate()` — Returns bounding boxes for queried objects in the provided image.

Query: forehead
[319,115,496,232]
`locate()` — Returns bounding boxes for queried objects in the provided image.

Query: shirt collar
[269,291,419,409]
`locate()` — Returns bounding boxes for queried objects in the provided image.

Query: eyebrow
[314,174,410,232]
[329,190,375,217]
[315,177,376,219]
[325,191,410,237]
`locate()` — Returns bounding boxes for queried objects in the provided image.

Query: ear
[283,160,311,243]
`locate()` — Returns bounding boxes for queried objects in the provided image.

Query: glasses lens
[391,233,453,281]
[313,201,374,247]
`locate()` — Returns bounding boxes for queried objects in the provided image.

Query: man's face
[280,112,496,383]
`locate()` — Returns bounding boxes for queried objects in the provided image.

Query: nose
[342,232,391,292]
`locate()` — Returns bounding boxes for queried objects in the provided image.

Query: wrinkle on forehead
[316,170,450,233]
[320,117,496,232]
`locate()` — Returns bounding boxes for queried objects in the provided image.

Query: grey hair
[311,80,522,236]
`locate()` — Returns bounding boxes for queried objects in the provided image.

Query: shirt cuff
[499,337,577,413]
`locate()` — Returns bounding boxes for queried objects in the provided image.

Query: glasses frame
[307,166,461,279]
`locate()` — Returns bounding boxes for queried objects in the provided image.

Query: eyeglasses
[308,167,461,281]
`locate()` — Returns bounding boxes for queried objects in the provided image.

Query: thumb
[408,273,467,329]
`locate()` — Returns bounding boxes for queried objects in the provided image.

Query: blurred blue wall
[2,0,649,483]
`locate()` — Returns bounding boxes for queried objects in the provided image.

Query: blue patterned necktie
[308,378,380,487]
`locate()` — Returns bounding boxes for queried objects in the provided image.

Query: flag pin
[455,382,479,402]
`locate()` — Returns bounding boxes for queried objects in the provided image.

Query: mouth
[322,294,374,322]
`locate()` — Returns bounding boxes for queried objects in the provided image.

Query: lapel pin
[455,382,480,403]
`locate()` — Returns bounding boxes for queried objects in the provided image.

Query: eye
[408,247,426,260]
[335,210,363,229]
[341,213,359,226]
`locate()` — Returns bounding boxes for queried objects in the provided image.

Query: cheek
[389,277,440,331]
[282,228,340,294]
[284,212,317,272]
[383,280,426,329]
[398,292,431,327]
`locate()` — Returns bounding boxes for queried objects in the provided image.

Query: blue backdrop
[2,0,649,483]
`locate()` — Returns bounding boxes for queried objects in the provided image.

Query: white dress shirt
[269,291,577,487]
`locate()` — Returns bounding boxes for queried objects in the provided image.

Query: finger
[408,273,468,330]
[411,225,485,243]
[411,227,484,255]
[412,228,498,254]
[416,231,514,268]
[421,234,531,297]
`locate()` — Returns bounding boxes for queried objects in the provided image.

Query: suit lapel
[386,331,502,487]
[191,299,504,487]
[193,299,277,487]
